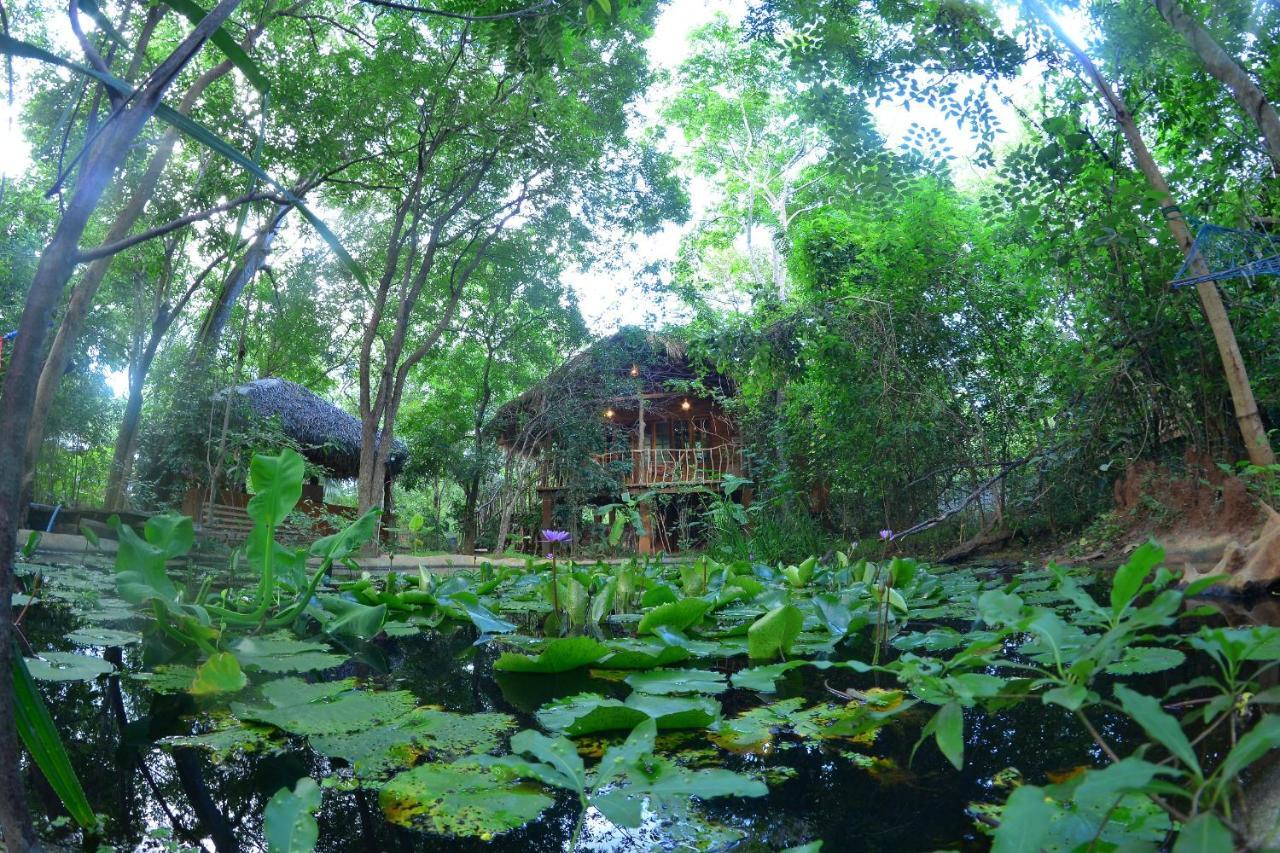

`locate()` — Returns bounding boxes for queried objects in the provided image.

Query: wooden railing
[540,445,742,489]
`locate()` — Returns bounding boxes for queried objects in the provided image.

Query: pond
[13,492,1280,852]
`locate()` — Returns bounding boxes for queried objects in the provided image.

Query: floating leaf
[599,639,690,670]
[590,718,767,828]
[233,679,418,737]
[311,708,516,780]
[624,668,728,695]
[27,651,115,682]
[189,652,247,696]
[160,724,274,764]
[264,777,322,853]
[536,692,720,736]
[64,627,140,647]
[379,762,553,838]
[493,637,610,673]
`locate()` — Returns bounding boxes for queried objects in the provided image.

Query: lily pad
[64,627,141,647]
[624,668,728,695]
[493,636,610,673]
[599,639,691,670]
[536,691,721,736]
[189,652,248,697]
[379,762,553,838]
[160,724,275,763]
[26,651,116,682]
[131,664,200,694]
[233,678,419,737]
[232,633,349,674]
[310,708,517,779]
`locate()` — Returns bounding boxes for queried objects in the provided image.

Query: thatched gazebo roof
[221,378,407,479]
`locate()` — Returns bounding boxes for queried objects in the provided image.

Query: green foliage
[263,778,322,853]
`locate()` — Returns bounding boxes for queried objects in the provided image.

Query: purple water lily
[541,530,569,616]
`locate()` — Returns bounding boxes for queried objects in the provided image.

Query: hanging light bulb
[604,408,615,419]
[681,398,691,411]
[629,364,639,377]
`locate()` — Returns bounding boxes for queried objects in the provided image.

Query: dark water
[17,560,1269,852]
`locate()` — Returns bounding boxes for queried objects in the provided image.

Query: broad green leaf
[317,596,387,641]
[1105,647,1185,675]
[589,717,767,828]
[599,639,690,670]
[379,762,553,838]
[264,777,322,853]
[64,627,140,646]
[1111,541,1163,615]
[504,729,587,792]
[233,680,418,737]
[624,668,728,695]
[637,598,711,635]
[311,708,515,779]
[930,701,964,770]
[978,589,1025,626]
[1042,684,1087,711]
[536,691,720,736]
[1114,686,1200,775]
[310,508,381,561]
[991,785,1052,853]
[747,604,803,660]
[1172,814,1233,853]
[493,637,610,673]
[1217,715,1280,781]
[21,530,41,559]
[189,652,247,696]
[26,651,115,682]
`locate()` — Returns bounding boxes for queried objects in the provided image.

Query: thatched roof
[222,378,407,479]
[490,327,731,441]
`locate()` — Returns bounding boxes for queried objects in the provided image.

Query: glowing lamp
[604,408,615,419]
[681,398,691,411]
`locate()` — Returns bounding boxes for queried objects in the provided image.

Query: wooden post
[637,497,653,554]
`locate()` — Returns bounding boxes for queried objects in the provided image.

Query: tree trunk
[1030,0,1274,466]
[0,2,245,844]
[104,365,147,510]
[193,202,291,356]
[1151,0,1280,167]
[20,58,240,508]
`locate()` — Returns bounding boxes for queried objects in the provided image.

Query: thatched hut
[184,378,408,541]
[221,378,407,478]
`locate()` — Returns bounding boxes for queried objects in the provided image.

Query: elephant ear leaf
[111,514,190,604]
[310,508,381,561]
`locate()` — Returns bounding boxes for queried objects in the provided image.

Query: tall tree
[1150,0,1280,167]
[1027,0,1274,466]
[0,2,247,842]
